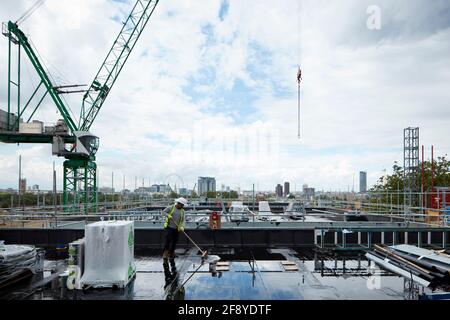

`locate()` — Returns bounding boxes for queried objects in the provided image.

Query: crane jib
[79,0,160,131]
[5,21,79,133]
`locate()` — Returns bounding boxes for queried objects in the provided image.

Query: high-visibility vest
[164,204,185,231]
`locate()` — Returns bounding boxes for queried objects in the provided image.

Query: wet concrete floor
[0,247,433,300]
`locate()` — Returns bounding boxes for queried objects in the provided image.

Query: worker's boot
[163,250,170,259]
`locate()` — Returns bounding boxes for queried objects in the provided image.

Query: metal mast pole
[18,154,21,209]
[7,28,11,130]
[112,171,114,209]
[17,42,20,119]
[421,145,424,210]
[53,161,57,227]
[431,145,435,205]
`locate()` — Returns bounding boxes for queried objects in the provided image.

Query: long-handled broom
[169,216,209,259]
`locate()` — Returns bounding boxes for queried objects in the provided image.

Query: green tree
[0,193,12,208]
[371,156,450,205]
[216,191,239,199]
[229,191,238,199]
[205,191,217,198]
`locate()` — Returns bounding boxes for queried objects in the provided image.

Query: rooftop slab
[2,247,444,300]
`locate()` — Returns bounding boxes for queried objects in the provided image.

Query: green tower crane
[0,0,160,213]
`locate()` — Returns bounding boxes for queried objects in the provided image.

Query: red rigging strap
[297,66,302,84]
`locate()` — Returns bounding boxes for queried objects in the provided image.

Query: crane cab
[52,130,99,159]
[74,131,99,157]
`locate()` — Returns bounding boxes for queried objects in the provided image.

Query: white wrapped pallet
[80,221,135,288]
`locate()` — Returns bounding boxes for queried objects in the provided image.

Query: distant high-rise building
[19,179,26,192]
[303,184,315,200]
[284,182,290,196]
[359,171,367,193]
[149,184,169,193]
[275,184,283,198]
[198,177,216,195]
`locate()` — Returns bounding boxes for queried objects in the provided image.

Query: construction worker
[162,197,187,259]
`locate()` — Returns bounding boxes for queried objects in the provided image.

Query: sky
[0,0,449,192]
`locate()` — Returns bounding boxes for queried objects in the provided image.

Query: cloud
[0,0,449,192]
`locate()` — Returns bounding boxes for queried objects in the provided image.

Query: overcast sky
[0,0,449,192]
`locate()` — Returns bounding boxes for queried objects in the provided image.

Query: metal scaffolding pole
[403,127,419,214]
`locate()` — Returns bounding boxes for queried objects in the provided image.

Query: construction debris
[0,244,39,289]
[366,244,450,289]
[281,260,299,272]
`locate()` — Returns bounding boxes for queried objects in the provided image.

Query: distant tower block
[198,177,216,196]
[403,127,419,209]
[275,184,283,198]
[359,172,367,193]
[19,178,27,193]
[284,182,290,196]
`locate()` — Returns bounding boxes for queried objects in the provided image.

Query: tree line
[370,156,450,205]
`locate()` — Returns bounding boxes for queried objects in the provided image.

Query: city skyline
[2,169,370,193]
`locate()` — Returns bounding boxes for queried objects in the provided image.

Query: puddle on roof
[0,248,434,300]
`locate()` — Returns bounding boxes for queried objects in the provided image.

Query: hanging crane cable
[296,0,303,140]
[297,65,302,139]
[15,0,46,25]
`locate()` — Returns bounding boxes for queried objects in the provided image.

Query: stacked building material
[366,244,450,288]
[80,221,135,289]
[67,238,85,290]
[0,244,37,288]
[0,110,23,131]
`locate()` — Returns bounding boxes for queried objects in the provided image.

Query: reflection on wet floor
[0,247,436,300]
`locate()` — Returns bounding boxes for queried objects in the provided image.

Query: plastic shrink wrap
[80,221,135,288]
[0,244,37,287]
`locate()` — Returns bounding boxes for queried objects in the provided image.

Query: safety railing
[1,210,449,229]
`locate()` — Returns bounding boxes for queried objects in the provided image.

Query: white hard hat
[175,197,188,206]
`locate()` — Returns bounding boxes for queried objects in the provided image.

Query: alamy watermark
[189,123,280,170]
[367,5,382,30]
[366,263,382,290]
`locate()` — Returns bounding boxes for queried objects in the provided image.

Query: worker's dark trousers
[164,227,180,252]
